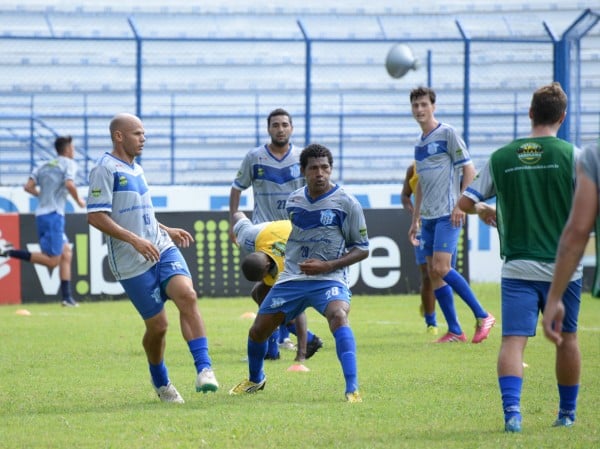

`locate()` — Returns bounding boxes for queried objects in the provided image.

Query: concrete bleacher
[0,3,598,186]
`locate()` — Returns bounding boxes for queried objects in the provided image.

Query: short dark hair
[241,252,271,282]
[267,108,292,127]
[54,135,73,155]
[300,143,333,169]
[530,82,567,127]
[409,86,436,104]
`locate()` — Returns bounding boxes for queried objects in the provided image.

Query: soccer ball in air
[385,43,419,79]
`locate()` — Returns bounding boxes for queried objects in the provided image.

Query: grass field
[1,283,598,449]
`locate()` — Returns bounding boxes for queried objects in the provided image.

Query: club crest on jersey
[91,188,102,198]
[517,142,543,165]
[320,209,335,226]
[289,164,301,178]
[256,167,265,178]
[271,241,286,257]
[119,175,128,186]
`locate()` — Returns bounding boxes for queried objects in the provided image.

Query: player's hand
[475,203,497,227]
[408,222,420,246]
[450,206,465,228]
[77,198,86,208]
[298,259,329,275]
[132,238,160,262]
[229,228,239,246]
[542,297,565,346]
[167,227,194,248]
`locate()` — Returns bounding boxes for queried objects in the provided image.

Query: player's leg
[121,269,183,403]
[314,281,360,402]
[431,217,495,342]
[162,249,218,393]
[552,279,582,427]
[497,278,539,432]
[250,281,281,360]
[58,239,78,306]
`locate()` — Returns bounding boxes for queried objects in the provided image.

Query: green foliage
[0,284,598,449]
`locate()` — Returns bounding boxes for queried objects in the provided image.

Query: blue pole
[554,39,570,142]
[297,20,311,146]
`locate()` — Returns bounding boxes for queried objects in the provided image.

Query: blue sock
[557,384,579,421]
[278,324,290,343]
[149,361,169,388]
[187,337,211,372]
[286,323,316,343]
[248,338,267,383]
[499,376,522,422]
[333,326,358,394]
[267,328,280,358]
[424,312,437,327]
[60,280,71,300]
[434,284,462,335]
[443,269,487,318]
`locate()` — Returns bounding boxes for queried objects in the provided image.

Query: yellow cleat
[345,391,362,403]
[229,378,266,395]
[427,325,438,336]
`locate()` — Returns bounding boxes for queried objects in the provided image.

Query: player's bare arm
[88,211,160,262]
[298,247,368,275]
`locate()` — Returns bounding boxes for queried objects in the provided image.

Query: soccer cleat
[472,313,496,343]
[195,367,219,393]
[61,297,79,307]
[154,382,185,404]
[427,325,438,336]
[552,416,574,428]
[0,239,14,257]
[504,416,522,433]
[434,331,467,343]
[345,391,362,403]
[229,378,267,395]
[278,337,296,351]
[305,335,323,359]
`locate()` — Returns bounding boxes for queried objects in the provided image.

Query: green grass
[0,283,599,449]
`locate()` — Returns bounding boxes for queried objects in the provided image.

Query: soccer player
[458,82,582,432]
[401,162,438,334]
[229,143,369,402]
[231,211,324,361]
[407,86,495,343]
[229,108,310,358]
[87,113,218,403]
[0,135,86,307]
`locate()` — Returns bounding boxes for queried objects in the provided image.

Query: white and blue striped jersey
[87,152,174,280]
[414,123,472,219]
[276,184,369,286]
[232,144,305,223]
[31,156,78,216]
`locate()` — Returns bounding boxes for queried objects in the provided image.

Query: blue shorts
[420,216,461,257]
[414,232,457,266]
[259,280,351,324]
[36,212,68,257]
[501,277,581,336]
[120,247,192,320]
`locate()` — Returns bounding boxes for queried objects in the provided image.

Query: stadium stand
[0,1,597,185]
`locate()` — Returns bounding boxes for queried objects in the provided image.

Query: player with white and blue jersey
[407,86,495,344]
[87,113,218,404]
[229,108,307,358]
[230,143,369,403]
[0,135,86,307]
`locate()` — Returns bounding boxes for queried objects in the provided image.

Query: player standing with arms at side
[408,86,495,343]
[0,135,85,307]
[458,82,582,432]
[229,144,369,402]
[229,108,322,359]
[87,113,218,403]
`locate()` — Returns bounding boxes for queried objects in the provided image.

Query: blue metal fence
[0,8,598,186]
